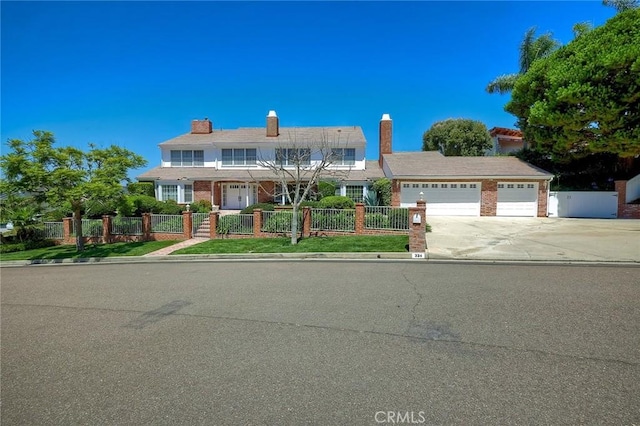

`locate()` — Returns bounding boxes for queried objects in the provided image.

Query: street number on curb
[411,252,425,259]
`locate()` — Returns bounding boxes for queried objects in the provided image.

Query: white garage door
[400,182,481,216]
[497,182,538,217]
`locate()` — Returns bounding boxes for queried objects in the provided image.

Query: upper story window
[222,148,257,166]
[171,150,204,167]
[332,148,356,166]
[276,148,311,166]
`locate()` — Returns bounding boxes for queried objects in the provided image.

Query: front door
[222,184,256,210]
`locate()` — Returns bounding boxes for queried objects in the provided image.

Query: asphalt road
[2,261,639,425]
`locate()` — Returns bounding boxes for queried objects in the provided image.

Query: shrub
[240,203,275,214]
[129,195,162,215]
[317,181,337,199]
[372,178,392,206]
[190,200,212,213]
[159,199,183,215]
[388,208,409,229]
[0,239,56,254]
[127,182,155,197]
[318,196,355,209]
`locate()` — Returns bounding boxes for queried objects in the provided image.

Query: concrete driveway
[426,217,640,262]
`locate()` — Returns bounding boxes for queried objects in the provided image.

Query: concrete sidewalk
[426,217,640,263]
[143,238,209,256]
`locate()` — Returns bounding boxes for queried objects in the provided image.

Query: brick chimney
[379,113,392,168]
[191,118,212,134]
[266,110,279,137]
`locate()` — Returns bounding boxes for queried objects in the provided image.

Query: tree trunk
[73,207,84,252]
[290,204,298,245]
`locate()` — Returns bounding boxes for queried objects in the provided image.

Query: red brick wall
[213,182,222,207]
[379,118,392,168]
[537,180,548,217]
[481,180,497,216]
[191,119,212,134]
[194,181,211,203]
[266,116,279,137]
[258,181,276,203]
[615,180,640,219]
[391,179,401,207]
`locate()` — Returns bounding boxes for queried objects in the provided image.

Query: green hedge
[318,196,355,209]
[240,203,275,214]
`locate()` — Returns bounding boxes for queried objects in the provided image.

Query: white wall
[548,191,618,218]
[625,174,640,203]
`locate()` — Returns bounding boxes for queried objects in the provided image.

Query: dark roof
[383,151,552,179]
[158,126,366,147]
[137,160,384,182]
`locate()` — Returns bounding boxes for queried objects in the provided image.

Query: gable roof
[384,151,552,179]
[158,126,366,147]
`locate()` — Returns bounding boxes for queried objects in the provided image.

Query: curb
[1,252,639,267]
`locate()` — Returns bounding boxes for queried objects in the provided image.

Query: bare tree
[252,129,353,245]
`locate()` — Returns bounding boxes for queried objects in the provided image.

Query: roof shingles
[384,151,552,178]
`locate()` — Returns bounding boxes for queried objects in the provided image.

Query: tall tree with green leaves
[486,27,560,95]
[603,0,638,12]
[505,9,640,160]
[422,119,492,156]
[0,130,147,251]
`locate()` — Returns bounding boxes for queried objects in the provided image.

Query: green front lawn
[0,240,178,261]
[172,235,409,254]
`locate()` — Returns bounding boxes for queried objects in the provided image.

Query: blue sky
[1,1,616,176]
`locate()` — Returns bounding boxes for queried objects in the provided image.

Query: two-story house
[139,111,553,217]
[137,111,384,210]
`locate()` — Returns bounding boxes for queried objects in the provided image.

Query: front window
[222,148,257,166]
[332,148,355,166]
[345,185,364,203]
[161,185,178,202]
[170,150,204,167]
[276,148,311,167]
[158,183,193,203]
[184,184,193,203]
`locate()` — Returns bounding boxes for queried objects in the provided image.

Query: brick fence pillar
[209,211,219,239]
[354,203,365,235]
[142,213,152,241]
[183,211,192,239]
[408,199,427,254]
[302,207,311,237]
[102,215,112,243]
[615,180,627,217]
[62,217,73,245]
[253,209,263,237]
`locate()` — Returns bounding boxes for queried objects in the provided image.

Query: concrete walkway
[143,238,209,256]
